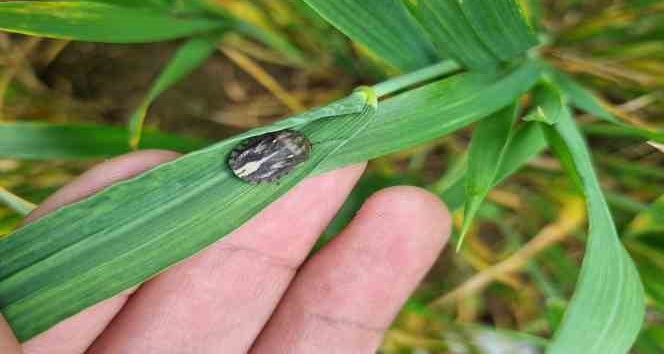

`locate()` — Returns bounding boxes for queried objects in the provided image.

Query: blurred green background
[0,0,663,352]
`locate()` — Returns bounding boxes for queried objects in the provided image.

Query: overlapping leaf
[0,88,377,341]
[0,61,541,340]
[458,104,519,249]
[0,122,210,160]
[128,35,221,149]
[323,60,541,169]
[0,1,226,42]
[523,82,565,125]
[625,196,664,309]
[301,0,439,71]
[437,121,548,210]
[417,0,538,68]
[79,0,171,9]
[542,108,644,354]
[545,65,664,143]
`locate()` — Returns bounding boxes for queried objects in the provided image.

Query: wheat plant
[0,0,662,353]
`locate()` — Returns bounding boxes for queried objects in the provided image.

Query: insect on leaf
[128,35,221,149]
[0,88,377,342]
[0,60,541,341]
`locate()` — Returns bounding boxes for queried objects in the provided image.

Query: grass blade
[2,60,540,163]
[190,0,305,64]
[546,65,664,143]
[459,103,519,249]
[523,81,565,125]
[0,188,35,216]
[0,88,377,341]
[75,0,171,9]
[625,196,664,310]
[128,35,220,149]
[456,0,538,61]
[418,0,538,68]
[495,122,547,183]
[301,0,439,71]
[0,122,211,160]
[438,120,548,211]
[324,60,542,170]
[418,0,496,68]
[0,60,541,341]
[373,60,461,97]
[0,1,226,43]
[542,108,645,354]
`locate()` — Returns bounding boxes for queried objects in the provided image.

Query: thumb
[0,314,21,354]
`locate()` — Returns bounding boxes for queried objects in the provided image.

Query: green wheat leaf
[417,0,538,68]
[0,60,541,341]
[128,35,221,149]
[545,65,664,143]
[542,107,645,354]
[301,0,439,71]
[437,120,548,211]
[0,188,35,216]
[0,88,377,341]
[0,122,211,160]
[0,1,226,43]
[458,103,519,249]
[523,81,565,125]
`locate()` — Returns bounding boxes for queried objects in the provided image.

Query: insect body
[228,129,312,183]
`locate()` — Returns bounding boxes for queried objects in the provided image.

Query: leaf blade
[0,188,35,216]
[0,89,377,341]
[302,0,439,71]
[0,122,211,160]
[459,103,519,249]
[322,60,542,170]
[0,1,226,43]
[417,0,538,68]
[0,61,542,340]
[128,35,220,149]
[542,109,645,354]
[546,65,664,143]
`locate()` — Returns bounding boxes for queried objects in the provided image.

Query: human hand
[0,150,450,354]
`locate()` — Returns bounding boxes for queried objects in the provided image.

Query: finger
[0,314,21,354]
[22,150,181,354]
[88,164,367,354]
[251,186,451,354]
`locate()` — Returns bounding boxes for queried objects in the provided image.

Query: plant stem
[373,60,461,98]
[0,187,35,216]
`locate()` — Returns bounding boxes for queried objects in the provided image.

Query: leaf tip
[354,86,378,110]
[457,195,485,251]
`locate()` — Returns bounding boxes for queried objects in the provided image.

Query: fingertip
[357,185,451,259]
[0,314,20,354]
[300,162,366,190]
[249,185,452,352]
